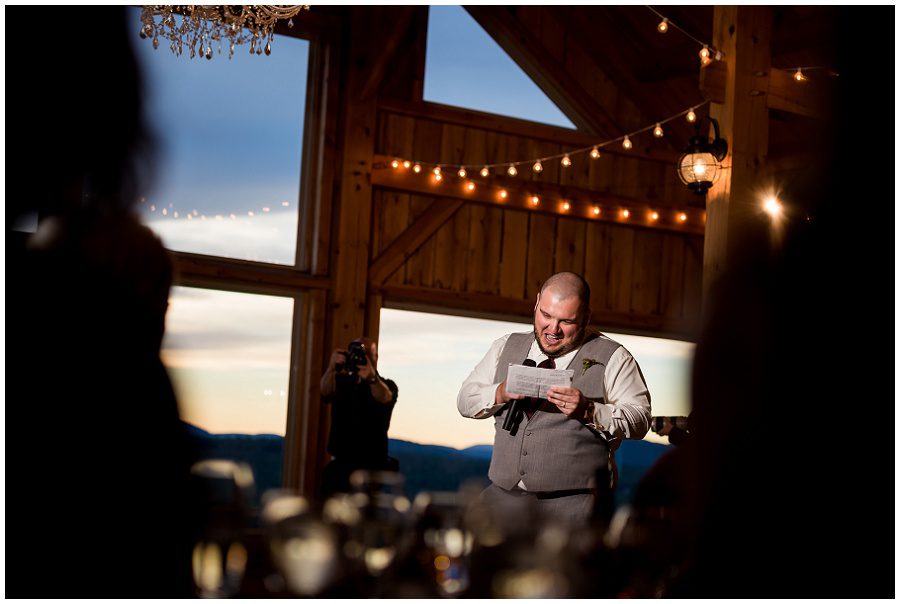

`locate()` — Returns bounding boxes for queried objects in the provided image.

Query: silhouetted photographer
[319,337,399,498]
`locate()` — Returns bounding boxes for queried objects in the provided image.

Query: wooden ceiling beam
[465,6,622,138]
[554,6,699,145]
[358,6,417,101]
[371,154,706,236]
[700,61,831,119]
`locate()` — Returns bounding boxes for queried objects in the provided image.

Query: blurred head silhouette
[8,6,154,223]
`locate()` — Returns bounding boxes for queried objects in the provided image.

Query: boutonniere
[582,358,601,375]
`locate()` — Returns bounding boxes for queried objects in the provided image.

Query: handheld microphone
[502,358,536,432]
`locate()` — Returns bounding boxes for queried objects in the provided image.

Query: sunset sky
[138,7,693,450]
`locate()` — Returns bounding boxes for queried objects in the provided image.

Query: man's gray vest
[489,332,621,491]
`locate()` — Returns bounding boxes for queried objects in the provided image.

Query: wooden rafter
[465,5,623,138]
[553,5,699,145]
[358,6,417,101]
[700,61,831,120]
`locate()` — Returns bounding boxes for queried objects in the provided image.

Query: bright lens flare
[763,196,783,217]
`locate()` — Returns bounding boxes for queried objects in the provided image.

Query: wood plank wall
[373,110,704,338]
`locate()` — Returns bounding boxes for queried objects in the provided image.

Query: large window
[378,308,693,450]
[126,8,325,495]
[424,6,576,129]
[130,9,310,265]
[162,287,294,436]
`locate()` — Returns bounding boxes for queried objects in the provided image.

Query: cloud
[144,210,299,264]
[161,286,293,370]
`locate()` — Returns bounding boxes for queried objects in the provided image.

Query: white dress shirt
[457,333,652,441]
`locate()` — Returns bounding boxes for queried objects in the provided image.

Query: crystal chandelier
[139,5,310,60]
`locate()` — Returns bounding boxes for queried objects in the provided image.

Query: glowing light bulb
[507,164,518,177]
[458,167,467,178]
[465,181,476,192]
[686,110,697,123]
[561,155,572,167]
[622,136,633,150]
[621,209,630,219]
[433,166,441,176]
[434,173,443,182]
[794,68,807,82]
[413,163,422,173]
[403,160,411,169]
[530,195,540,206]
[763,196,782,217]
[562,201,570,211]
[650,211,659,221]
[480,166,489,177]
[592,206,601,216]
[678,212,688,222]
[699,45,710,60]
[391,159,400,169]
[653,123,664,138]
[533,161,543,173]
[657,18,668,33]
[590,146,600,159]
[499,189,508,200]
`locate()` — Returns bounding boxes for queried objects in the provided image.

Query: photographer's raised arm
[356,359,395,405]
[320,348,346,400]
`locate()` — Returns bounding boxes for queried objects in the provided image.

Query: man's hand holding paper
[506,363,575,399]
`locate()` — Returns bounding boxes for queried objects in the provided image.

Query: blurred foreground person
[643,8,893,597]
[319,337,399,498]
[6,7,194,597]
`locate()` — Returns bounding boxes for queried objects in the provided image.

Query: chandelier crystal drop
[139,5,310,59]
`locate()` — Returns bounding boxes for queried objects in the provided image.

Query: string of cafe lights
[389,100,711,179]
[140,198,292,221]
[381,102,713,228]
[648,6,839,81]
[646,6,725,65]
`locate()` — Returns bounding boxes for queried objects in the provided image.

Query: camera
[343,341,368,374]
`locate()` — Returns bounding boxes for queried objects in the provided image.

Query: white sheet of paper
[505,363,574,399]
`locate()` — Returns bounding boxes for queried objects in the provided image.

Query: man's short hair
[540,272,591,317]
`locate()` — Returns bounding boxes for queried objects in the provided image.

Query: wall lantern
[677,117,728,195]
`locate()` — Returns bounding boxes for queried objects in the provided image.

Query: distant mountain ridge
[182,422,669,505]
